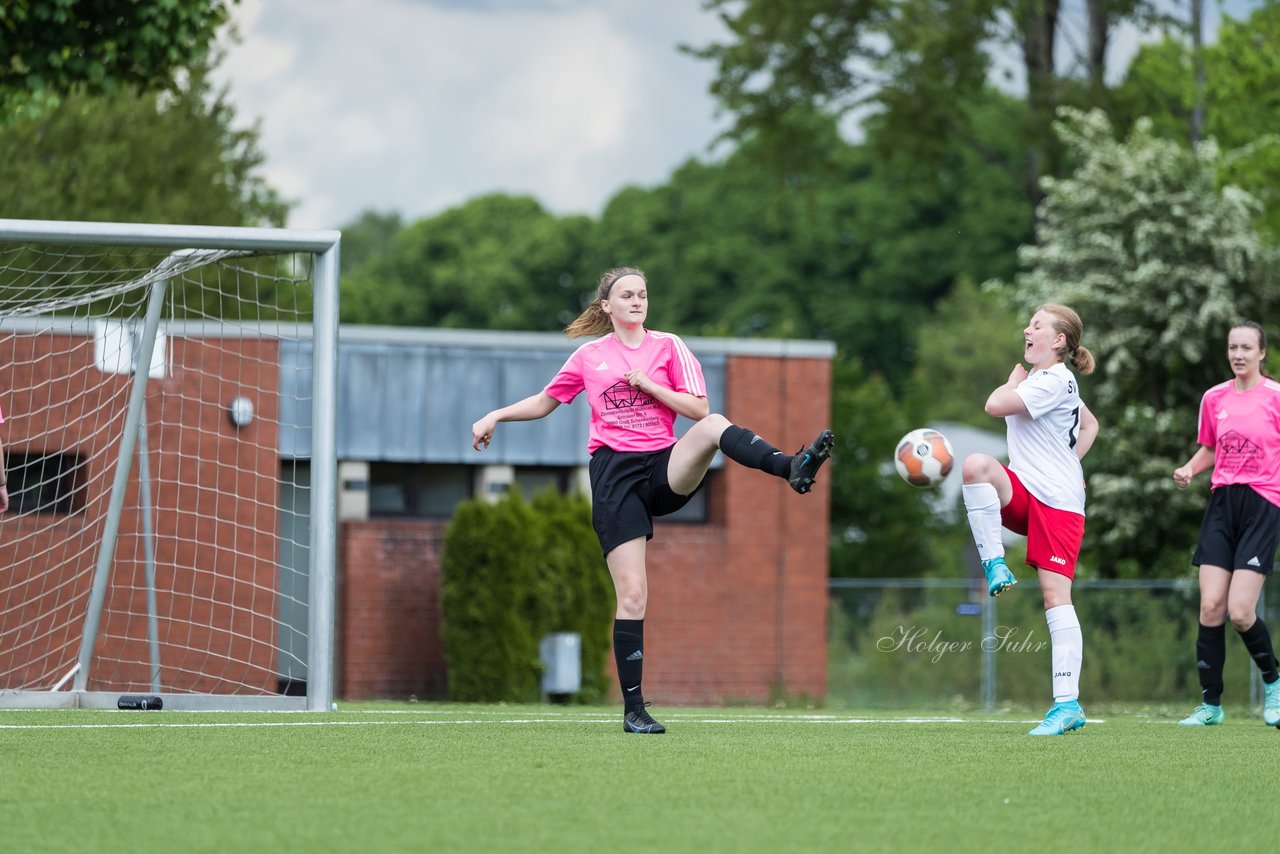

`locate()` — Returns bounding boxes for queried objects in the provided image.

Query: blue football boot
[981,556,1016,598]
[1264,679,1280,726]
[1176,703,1224,727]
[1028,700,1086,736]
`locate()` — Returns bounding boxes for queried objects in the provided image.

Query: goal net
[0,219,338,711]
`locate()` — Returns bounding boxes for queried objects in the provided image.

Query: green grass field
[3,702,1278,852]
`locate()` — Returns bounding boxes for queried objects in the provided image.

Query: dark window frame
[7,451,87,515]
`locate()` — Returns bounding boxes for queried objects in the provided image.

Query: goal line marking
[0,713,1104,731]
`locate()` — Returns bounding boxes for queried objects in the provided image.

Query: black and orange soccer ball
[894,428,955,487]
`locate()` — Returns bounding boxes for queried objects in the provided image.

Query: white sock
[963,483,1003,562]
[1046,604,1083,703]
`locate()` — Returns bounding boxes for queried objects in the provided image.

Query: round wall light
[228,396,255,428]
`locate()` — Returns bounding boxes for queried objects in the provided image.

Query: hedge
[441,488,614,703]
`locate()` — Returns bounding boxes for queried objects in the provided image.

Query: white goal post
[0,218,339,711]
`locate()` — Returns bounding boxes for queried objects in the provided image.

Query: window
[365,462,707,522]
[368,463,473,518]
[513,466,569,498]
[7,451,86,515]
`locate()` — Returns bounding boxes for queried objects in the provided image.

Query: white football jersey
[1007,362,1086,515]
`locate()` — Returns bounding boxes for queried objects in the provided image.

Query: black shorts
[588,444,703,557]
[1193,484,1280,575]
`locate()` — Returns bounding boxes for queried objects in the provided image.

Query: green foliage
[686,0,1013,182]
[337,97,1028,388]
[0,0,236,122]
[872,0,1003,168]
[1111,36,1195,142]
[342,110,1029,584]
[528,490,616,703]
[1115,3,1280,239]
[591,108,1028,387]
[830,581,1259,707]
[0,67,292,320]
[0,71,286,226]
[1206,6,1280,239]
[441,489,613,703]
[682,0,882,178]
[441,494,541,702]
[1012,107,1277,405]
[338,210,403,275]
[907,277,1023,428]
[829,358,971,578]
[340,194,594,329]
[992,107,1279,577]
[687,0,1165,217]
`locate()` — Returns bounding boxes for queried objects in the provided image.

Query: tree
[0,0,237,122]
[441,489,613,703]
[590,105,1028,387]
[686,0,1164,216]
[338,210,403,275]
[1114,3,1280,238]
[0,71,285,226]
[0,67,288,320]
[828,358,970,578]
[993,107,1279,577]
[340,194,594,329]
[907,277,1023,429]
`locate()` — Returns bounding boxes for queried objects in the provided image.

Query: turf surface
[3,703,1277,852]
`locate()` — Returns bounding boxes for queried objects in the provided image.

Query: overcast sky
[212,0,730,229]
[212,0,1256,231]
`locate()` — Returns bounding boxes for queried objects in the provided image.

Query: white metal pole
[306,241,341,711]
[74,276,170,691]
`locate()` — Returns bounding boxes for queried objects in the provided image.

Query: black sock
[614,618,645,711]
[1238,618,1280,684]
[719,424,791,478]
[1196,623,1227,705]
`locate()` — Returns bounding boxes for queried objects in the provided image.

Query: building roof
[281,326,835,464]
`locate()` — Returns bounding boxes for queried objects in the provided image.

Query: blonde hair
[564,266,645,339]
[1038,303,1095,375]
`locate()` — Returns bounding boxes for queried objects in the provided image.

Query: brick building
[332,328,834,706]
[1,324,833,706]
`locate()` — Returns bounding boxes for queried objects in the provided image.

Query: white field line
[0,713,1106,730]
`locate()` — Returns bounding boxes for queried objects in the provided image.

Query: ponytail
[564,302,612,339]
[1072,346,1096,376]
[1037,303,1096,376]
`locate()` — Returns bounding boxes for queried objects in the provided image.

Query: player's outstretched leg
[623,702,666,734]
[787,429,834,495]
[712,422,834,494]
[1027,700,1086,736]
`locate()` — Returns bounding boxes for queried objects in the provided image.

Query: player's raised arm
[471,391,560,450]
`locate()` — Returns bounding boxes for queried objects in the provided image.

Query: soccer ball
[894,428,955,487]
